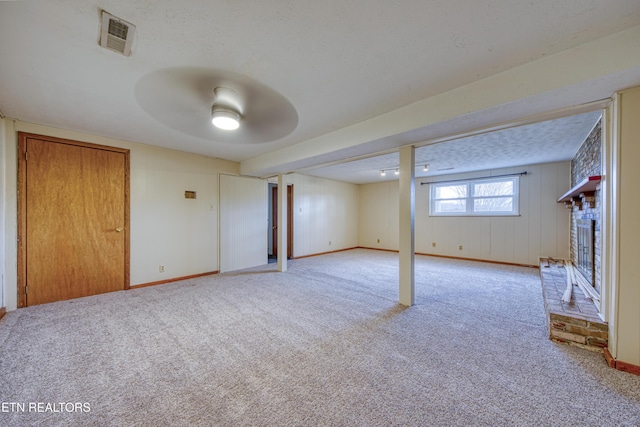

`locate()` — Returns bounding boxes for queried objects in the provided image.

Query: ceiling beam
[241,24,640,177]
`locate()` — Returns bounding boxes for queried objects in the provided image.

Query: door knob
[115,227,124,232]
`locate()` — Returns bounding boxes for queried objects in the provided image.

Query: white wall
[290,173,359,257]
[359,162,571,266]
[1,119,239,310]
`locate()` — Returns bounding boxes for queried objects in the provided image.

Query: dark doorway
[270,184,293,261]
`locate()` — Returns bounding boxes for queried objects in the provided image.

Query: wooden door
[18,133,129,306]
[272,185,293,259]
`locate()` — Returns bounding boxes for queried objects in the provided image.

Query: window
[429,176,519,216]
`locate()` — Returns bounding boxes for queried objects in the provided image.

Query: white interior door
[219,174,268,273]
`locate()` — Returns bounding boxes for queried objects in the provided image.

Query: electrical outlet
[377,239,380,243]
[432,242,436,247]
[159,265,165,273]
[458,245,463,250]
[329,240,332,246]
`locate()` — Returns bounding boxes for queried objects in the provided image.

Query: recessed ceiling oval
[134,67,298,144]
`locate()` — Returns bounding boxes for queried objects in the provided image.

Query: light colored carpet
[1,248,639,426]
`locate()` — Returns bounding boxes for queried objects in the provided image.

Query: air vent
[100,11,135,56]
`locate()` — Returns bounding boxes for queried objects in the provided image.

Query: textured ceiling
[0,1,639,181]
[302,111,602,184]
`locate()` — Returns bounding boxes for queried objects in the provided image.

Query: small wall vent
[100,11,135,56]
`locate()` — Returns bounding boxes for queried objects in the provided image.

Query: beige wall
[614,87,640,365]
[1,119,17,312]
[0,118,6,309]
[1,119,239,310]
[291,173,359,257]
[359,162,571,266]
[0,120,361,309]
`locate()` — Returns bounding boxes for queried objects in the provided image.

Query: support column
[277,174,288,272]
[600,105,615,331]
[399,146,415,306]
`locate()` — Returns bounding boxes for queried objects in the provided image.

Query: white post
[399,146,415,306]
[277,174,287,272]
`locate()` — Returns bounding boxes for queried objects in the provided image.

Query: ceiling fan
[134,67,298,144]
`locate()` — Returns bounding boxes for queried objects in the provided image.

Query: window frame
[429,176,520,217]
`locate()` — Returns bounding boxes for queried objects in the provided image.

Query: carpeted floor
[1,249,639,426]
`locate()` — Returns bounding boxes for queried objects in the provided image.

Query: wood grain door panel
[19,134,129,306]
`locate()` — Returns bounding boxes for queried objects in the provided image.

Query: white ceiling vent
[100,11,135,56]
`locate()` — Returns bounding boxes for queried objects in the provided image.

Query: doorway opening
[268,184,293,263]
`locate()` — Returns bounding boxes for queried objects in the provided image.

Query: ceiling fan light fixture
[211,87,242,131]
[211,106,240,130]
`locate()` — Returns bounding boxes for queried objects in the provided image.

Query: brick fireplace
[570,120,601,295]
[537,117,606,351]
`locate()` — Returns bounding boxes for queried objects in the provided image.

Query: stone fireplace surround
[570,120,601,295]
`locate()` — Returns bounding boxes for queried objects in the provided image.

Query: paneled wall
[359,162,571,266]
[358,181,399,250]
[290,173,359,257]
